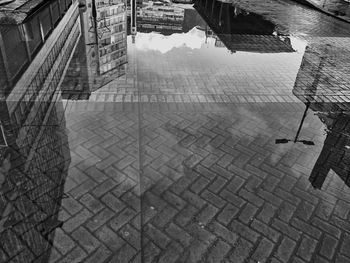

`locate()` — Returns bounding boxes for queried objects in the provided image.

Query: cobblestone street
[1,0,350,262]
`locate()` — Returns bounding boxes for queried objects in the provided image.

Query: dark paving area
[1,0,350,262]
[217,0,350,37]
[295,0,350,23]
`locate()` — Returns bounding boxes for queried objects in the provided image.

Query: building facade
[194,0,295,53]
[137,1,185,34]
[0,0,76,261]
[65,0,128,93]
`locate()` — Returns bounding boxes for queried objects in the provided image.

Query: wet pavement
[295,0,350,23]
[1,0,350,262]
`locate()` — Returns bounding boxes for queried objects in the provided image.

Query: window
[59,0,67,13]
[40,8,52,38]
[51,1,60,25]
[1,26,29,80]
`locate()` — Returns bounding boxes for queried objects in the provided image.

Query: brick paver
[42,96,350,262]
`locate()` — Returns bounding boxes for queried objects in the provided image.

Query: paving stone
[52,229,76,255]
[320,235,338,260]
[297,235,318,261]
[220,189,246,208]
[152,206,178,228]
[109,208,137,232]
[340,234,350,257]
[182,190,207,209]
[186,223,216,244]
[179,239,210,262]
[251,219,280,242]
[230,220,260,243]
[57,246,87,263]
[79,193,104,214]
[83,245,112,263]
[86,208,115,232]
[107,243,137,263]
[143,241,161,263]
[315,201,334,221]
[92,179,118,198]
[174,205,198,227]
[190,177,211,194]
[196,204,219,225]
[208,176,228,194]
[119,224,141,250]
[276,237,297,263]
[94,225,125,251]
[101,192,126,213]
[209,221,238,245]
[239,189,264,208]
[162,191,187,210]
[291,218,322,239]
[228,238,253,263]
[272,219,301,241]
[144,224,170,249]
[278,202,297,223]
[239,203,259,224]
[69,179,98,199]
[245,175,263,192]
[206,239,231,263]
[61,197,83,216]
[334,200,350,219]
[157,241,183,263]
[217,203,240,226]
[257,203,277,224]
[295,201,316,222]
[251,237,275,263]
[336,255,350,263]
[71,227,100,253]
[312,217,342,239]
[63,209,93,233]
[201,189,226,208]
[165,223,192,247]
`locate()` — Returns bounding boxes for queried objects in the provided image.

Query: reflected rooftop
[1,0,350,262]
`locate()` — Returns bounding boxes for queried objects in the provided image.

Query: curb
[293,0,350,24]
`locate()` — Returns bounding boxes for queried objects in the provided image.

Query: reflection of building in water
[0,0,78,95]
[309,113,350,189]
[193,0,294,53]
[62,0,128,98]
[293,44,350,112]
[131,0,137,39]
[293,43,350,189]
[137,1,185,34]
[0,99,70,263]
[0,0,74,261]
[93,0,127,74]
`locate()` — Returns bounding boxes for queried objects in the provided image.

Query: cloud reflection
[135,27,206,53]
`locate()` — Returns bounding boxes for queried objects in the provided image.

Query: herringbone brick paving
[46,100,350,262]
[28,0,350,262]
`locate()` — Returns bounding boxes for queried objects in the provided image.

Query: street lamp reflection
[275,102,315,146]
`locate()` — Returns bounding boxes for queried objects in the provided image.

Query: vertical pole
[0,31,12,89]
[211,0,215,19]
[219,2,223,23]
[20,24,33,62]
[294,102,310,143]
[131,0,136,41]
[92,0,100,75]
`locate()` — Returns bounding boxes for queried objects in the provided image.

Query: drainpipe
[92,0,100,75]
